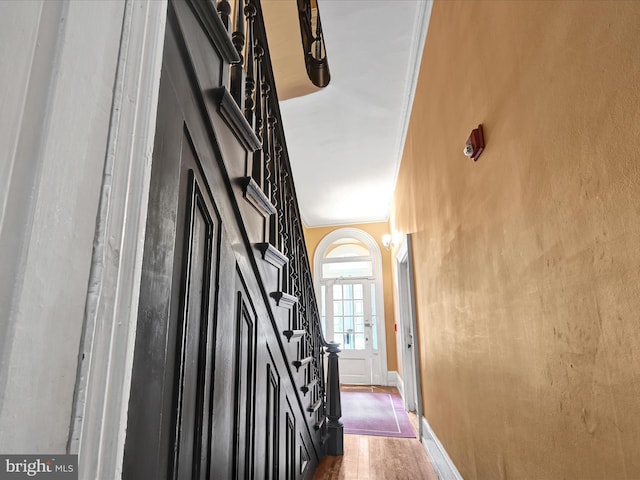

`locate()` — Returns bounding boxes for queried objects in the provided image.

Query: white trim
[387,371,404,399]
[396,236,408,264]
[421,416,464,480]
[390,0,434,201]
[69,1,167,478]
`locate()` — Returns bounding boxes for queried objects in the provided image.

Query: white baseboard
[420,416,464,480]
[386,371,398,386]
[396,374,404,400]
[393,372,406,404]
[386,371,404,397]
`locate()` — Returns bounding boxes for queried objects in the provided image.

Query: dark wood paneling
[233,287,256,480]
[172,160,218,480]
[286,408,296,480]
[265,351,280,480]
[123,46,185,480]
[123,74,225,477]
[300,434,311,477]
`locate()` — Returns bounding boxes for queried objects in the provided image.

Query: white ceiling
[279,0,433,227]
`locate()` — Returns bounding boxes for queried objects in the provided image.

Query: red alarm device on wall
[463,124,485,162]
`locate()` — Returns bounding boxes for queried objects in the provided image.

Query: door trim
[69,2,168,478]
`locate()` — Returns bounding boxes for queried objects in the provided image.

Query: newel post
[325,341,343,455]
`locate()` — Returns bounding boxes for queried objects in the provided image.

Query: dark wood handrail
[296,0,331,88]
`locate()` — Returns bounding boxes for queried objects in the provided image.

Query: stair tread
[301,378,318,394]
[256,242,288,268]
[308,397,322,413]
[271,291,298,309]
[283,329,305,342]
[292,356,313,370]
[314,415,326,431]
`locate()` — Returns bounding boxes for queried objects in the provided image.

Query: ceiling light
[381,234,394,251]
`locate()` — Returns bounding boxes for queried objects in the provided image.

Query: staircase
[215,0,343,461]
[122,0,342,478]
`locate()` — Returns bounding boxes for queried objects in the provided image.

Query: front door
[321,278,383,384]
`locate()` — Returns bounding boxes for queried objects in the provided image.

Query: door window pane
[371,283,378,349]
[322,260,373,278]
[370,284,376,314]
[344,301,353,316]
[355,300,363,315]
[372,316,378,350]
[343,332,353,349]
[321,285,326,334]
[325,242,369,258]
[344,317,353,331]
[333,284,342,299]
[333,301,342,315]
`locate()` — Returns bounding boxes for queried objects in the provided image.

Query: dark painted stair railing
[217,0,342,457]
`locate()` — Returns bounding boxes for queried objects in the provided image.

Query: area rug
[340,391,415,438]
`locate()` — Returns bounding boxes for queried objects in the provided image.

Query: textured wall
[391,1,640,479]
[0,0,125,453]
[303,223,398,374]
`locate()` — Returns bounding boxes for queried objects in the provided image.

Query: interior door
[396,235,423,437]
[398,256,417,411]
[322,278,382,384]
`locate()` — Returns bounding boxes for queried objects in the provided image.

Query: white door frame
[395,234,423,437]
[314,228,388,385]
[68,1,168,477]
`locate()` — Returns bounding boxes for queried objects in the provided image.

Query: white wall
[0,0,126,453]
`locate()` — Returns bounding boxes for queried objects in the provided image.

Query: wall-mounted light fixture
[381,234,394,251]
[463,124,485,162]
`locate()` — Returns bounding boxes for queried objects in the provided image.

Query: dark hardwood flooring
[314,386,438,480]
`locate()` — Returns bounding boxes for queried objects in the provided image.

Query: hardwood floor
[314,386,438,480]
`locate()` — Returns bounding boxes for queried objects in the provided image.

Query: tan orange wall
[391,1,640,479]
[303,222,398,374]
